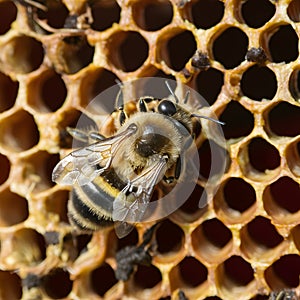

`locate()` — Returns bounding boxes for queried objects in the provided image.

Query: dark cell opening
[0,154,10,185]
[204,297,222,300]
[250,295,269,300]
[164,31,197,71]
[190,0,224,29]
[220,101,254,139]
[109,31,149,72]
[0,271,22,299]
[91,263,118,296]
[268,102,300,137]
[195,68,224,106]
[223,177,256,213]
[212,27,248,69]
[288,0,300,22]
[132,0,173,31]
[0,1,17,35]
[42,269,72,299]
[248,137,280,172]
[91,0,121,31]
[134,265,162,289]
[240,65,277,101]
[268,25,299,63]
[289,68,300,100]
[246,216,283,248]
[45,190,68,223]
[241,0,275,28]
[117,227,138,250]
[155,219,184,254]
[269,176,300,214]
[0,72,18,113]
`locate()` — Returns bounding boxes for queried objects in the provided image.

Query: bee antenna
[192,114,225,125]
[115,79,124,109]
[165,80,179,104]
[115,79,123,88]
[183,90,190,104]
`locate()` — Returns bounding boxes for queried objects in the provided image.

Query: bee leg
[115,88,128,126]
[139,98,147,112]
[89,132,106,141]
[67,127,89,143]
[174,156,181,180]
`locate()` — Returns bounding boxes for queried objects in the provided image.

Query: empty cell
[288,0,300,22]
[0,1,17,35]
[160,31,197,71]
[0,190,28,227]
[116,227,138,250]
[241,65,277,101]
[133,264,162,289]
[45,190,69,223]
[91,263,118,296]
[212,27,248,69]
[108,31,149,72]
[0,153,10,185]
[286,139,300,177]
[42,268,72,299]
[219,101,254,140]
[265,254,300,289]
[0,110,39,152]
[239,0,275,28]
[132,0,173,31]
[195,68,224,106]
[0,72,18,113]
[267,102,300,137]
[0,271,22,299]
[90,0,121,31]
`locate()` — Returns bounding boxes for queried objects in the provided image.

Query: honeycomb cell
[132,0,173,31]
[264,254,300,289]
[191,218,232,264]
[239,0,275,28]
[0,1,17,35]
[219,101,254,140]
[250,295,268,300]
[108,31,149,72]
[115,226,138,250]
[264,176,300,224]
[42,268,73,299]
[240,216,284,261]
[263,25,299,63]
[240,65,277,101]
[286,139,300,177]
[245,47,267,64]
[45,190,69,223]
[267,102,300,137]
[159,30,197,71]
[0,72,18,113]
[133,264,162,289]
[288,0,300,22]
[292,225,300,252]
[0,271,22,299]
[90,0,120,31]
[212,27,248,69]
[0,35,44,74]
[0,110,39,152]
[28,70,67,113]
[0,189,28,227]
[169,256,208,290]
[91,263,118,297]
[289,68,300,100]
[216,256,254,294]
[195,68,224,106]
[188,0,224,30]
[0,153,10,185]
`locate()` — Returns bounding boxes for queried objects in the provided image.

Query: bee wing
[113,156,168,238]
[52,124,137,186]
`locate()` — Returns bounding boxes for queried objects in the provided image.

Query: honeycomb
[0,0,300,299]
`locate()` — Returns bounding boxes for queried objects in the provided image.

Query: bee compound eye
[158,100,177,116]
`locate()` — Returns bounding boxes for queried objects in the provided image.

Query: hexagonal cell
[0,110,39,152]
[0,271,22,299]
[0,1,17,35]
[240,65,277,101]
[45,190,69,223]
[195,68,224,106]
[0,189,28,227]
[219,101,254,140]
[266,101,300,137]
[132,0,173,31]
[237,0,275,28]
[158,30,197,71]
[169,256,208,293]
[0,72,18,113]
[107,31,149,72]
[286,138,300,177]
[27,70,67,113]
[0,153,10,185]
[90,0,121,31]
[261,24,299,63]
[132,264,162,291]
[264,254,300,290]
[263,176,300,224]
[216,255,255,297]
[240,216,284,262]
[41,268,73,299]
[288,0,300,22]
[212,27,248,69]
[191,218,232,264]
[0,35,44,74]
[90,263,118,297]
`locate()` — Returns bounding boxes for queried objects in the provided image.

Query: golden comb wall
[0,0,300,299]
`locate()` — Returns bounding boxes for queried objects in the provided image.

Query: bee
[52,81,224,238]
[269,289,297,300]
